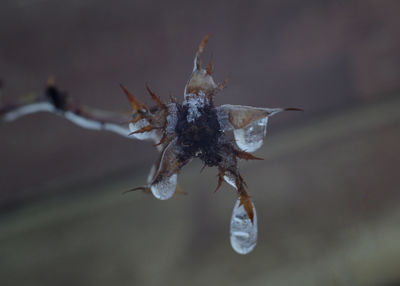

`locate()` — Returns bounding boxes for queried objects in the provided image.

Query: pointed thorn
[200,164,207,173]
[122,186,150,194]
[214,169,225,193]
[198,34,209,55]
[195,35,210,70]
[153,133,167,147]
[216,77,229,92]
[120,83,147,112]
[239,195,254,223]
[285,107,303,112]
[129,125,154,135]
[145,83,165,109]
[174,185,187,197]
[206,54,213,75]
[234,149,263,161]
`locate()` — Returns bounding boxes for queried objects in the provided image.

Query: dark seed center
[175,103,222,166]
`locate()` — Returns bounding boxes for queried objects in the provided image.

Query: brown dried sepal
[223,105,303,130]
[173,185,187,197]
[185,35,218,96]
[214,77,229,93]
[129,125,156,135]
[234,149,263,161]
[214,168,225,192]
[239,194,254,223]
[120,84,148,113]
[150,139,190,188]
[196,34,209,68]
[233,174,254,222]
[154,132,167,147]
[225,105,270,129]
[185,71,217,96]
[145,84,166,110]
[206,54,213,75]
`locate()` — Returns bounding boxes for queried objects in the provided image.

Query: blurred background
[1,0,400,285]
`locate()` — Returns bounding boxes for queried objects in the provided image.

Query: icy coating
[234,117,268,152]
[215,106,231,131]
[223,171,237,189]
[230,198,258,254]
[129,119,158,141]
[150,173,177,200]
[183,92,208,123]
[3,102,56,122]
[165,103,178,134]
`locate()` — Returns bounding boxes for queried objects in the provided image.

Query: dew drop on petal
[233,117,268,152]
[150,173,177,200]
[230,198,257,254]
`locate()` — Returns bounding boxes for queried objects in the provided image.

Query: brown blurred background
[1,0,400,285]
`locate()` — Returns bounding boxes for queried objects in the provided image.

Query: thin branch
[0,83,132,138]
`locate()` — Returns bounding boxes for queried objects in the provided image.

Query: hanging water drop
[234,117,268,152]
[230,198,257,254]
[150,173,177,200]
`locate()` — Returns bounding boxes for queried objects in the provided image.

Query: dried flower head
[0,35,301,254]
[122,35,301,254]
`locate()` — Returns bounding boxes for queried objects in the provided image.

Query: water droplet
[223,171,237,189]
[150,173,177,200]
[233,117,268,152]
[230,198,257,254]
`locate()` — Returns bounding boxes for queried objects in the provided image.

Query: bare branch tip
[285,107,303,112]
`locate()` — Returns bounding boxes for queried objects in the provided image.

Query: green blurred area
[1,95,400,286]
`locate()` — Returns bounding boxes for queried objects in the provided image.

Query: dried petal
[185,69,217,96]
[218,104,283,129]
[186,35,217,96]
